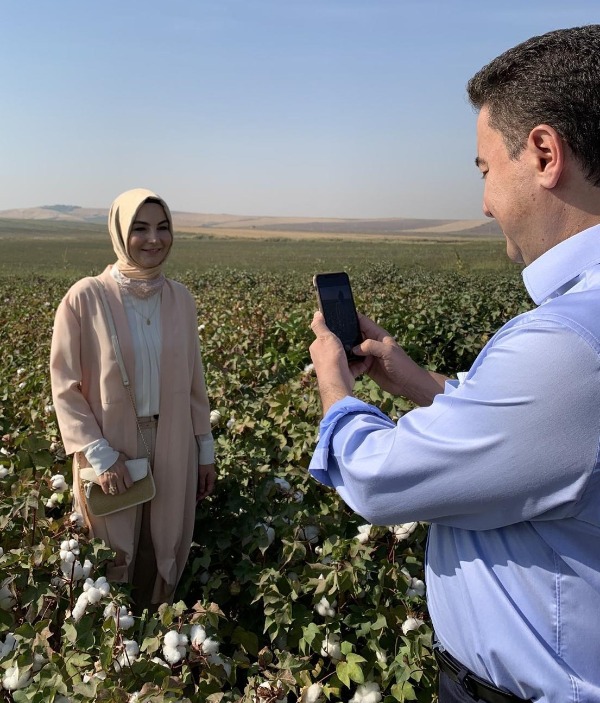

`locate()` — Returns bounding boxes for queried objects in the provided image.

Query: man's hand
[197,463,216,502]
[98,453,133,495]
[351,314,447,406]
[309,311,357,415]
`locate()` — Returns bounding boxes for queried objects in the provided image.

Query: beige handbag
[80,281,156,517]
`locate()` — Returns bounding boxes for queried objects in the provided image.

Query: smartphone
[313,272,362,361]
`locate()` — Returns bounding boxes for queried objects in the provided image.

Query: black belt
[434,648,530,703]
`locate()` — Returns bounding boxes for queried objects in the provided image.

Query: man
[308,25,600,703]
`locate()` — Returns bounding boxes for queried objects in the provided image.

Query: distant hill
[0,205,502,238]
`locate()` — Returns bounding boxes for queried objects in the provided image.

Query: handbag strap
[93,278,152,461]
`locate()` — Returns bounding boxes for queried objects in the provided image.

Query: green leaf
[231,626,259,656]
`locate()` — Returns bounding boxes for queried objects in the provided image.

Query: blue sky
[2,1,599,219]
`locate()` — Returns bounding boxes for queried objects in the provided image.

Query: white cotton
[274,477,292,493]
[292,490,304,503]
[301,683,323,703]
[356,524,372,544]
[406,578,425,598]
[190,625,206,646]
[226,418,235,429]
[82,560,93,578]
[116,606,134,630]
[303,363,315,374]
[401,617,424,635]
[69,512,85,528]
[51,474,68,492]
[124,640,139,657]
[114,640,139,671]
[2,665,31,691]
[349,682,382,703]
[0,465,9,476]
[320,633,342,661]
[314,597,336,618]
[209,410,221,426]
[390,522,418,542]
[86,587,102,604]
[60,550,75,564]
[163,645,184,665]
[72,593,89,622]
[201,637,219,656]
[68,539,79,550]
[375,647,387,665]
[163,630,181,649]
[103,603,116,619]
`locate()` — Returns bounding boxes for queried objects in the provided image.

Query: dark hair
[467,25,600,186]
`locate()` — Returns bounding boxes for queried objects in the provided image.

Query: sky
[2,1,599,220]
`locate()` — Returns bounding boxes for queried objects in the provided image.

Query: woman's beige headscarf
[108,188,173,280]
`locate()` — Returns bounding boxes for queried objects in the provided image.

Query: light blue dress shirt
[309,224,600,702]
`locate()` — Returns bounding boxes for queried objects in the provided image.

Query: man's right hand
[351,314,448,406]
[98,454,134,495]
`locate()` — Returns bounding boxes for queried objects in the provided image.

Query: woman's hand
[351,314,448,406]
[197,463,216,502]
[98,454,134,495]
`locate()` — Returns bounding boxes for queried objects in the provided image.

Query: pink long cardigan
[50,266,211,601]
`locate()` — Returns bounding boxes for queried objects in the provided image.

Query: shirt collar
[522,223,600,305]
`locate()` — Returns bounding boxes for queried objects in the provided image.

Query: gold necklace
[129,295,160,325]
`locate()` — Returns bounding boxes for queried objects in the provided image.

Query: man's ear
[526,124,564,189]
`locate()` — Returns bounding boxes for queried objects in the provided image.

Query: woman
[50,187,215,610]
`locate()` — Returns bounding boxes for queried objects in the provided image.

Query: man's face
[476,107,537,264]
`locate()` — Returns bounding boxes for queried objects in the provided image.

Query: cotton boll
[32,653,46,672]
[349,682,382,703]
[103,603,116,619]
[82,559,93,578]
[274,477,291,493]
[51,474,68,492]
[207,653,231,675]
[69,512,85,528]
[256,682,287,702]
[209,409,221,426]
[72,592,89,622]
[201,637,219,656]
[406,577,425,598]
[163,630,181,649]
[190,624,206,647]
[2,665,31,691]
[314,597,336,618]
[301,683,323,703]
[68,539,79,551]
[151,656,170,668]
[85,587,102,604]
[292,490,304,503]
[355,524,372,544]
[390,522,418,542]
[117,606,135,630]
[163,645,184,665]
[401,617,424,635]
[320,633,342,661]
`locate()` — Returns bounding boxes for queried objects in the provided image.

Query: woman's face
[128,202,172,269]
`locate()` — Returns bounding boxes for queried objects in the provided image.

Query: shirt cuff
[196,433,215,464]
[82,439,119,476]
[309,396,392,487]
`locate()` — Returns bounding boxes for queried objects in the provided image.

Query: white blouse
[83,270,214,474]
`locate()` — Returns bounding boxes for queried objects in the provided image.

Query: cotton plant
[355,524,372,544]
[71,576,111,622]
[349,682,382,703]
[189,624,230,673]
[389,522,418,542]
[406,577,425,598]
[114,640,140,672]
[104,603,135,630]
[50,473,68,492]
[2,665,31,692]
[401,617,425,636]
[320,633,342,661]
[163,630,189,665]
[300,683,323,703]
[314,596,336,619]
[255,522,275,547]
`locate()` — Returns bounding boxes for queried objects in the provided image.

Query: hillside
[0,205,502,239]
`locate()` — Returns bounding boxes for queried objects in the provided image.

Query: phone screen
[313,272,361,360]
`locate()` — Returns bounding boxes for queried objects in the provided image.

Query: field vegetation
[0,230,530,702]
